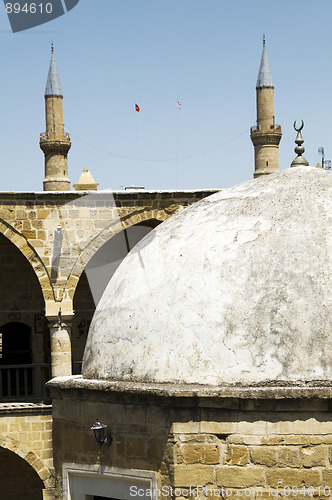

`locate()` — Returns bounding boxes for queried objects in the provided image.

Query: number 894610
[5,2,53,14]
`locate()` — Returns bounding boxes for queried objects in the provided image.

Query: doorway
[94,497,120,500]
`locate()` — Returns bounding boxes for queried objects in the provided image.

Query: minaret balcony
[39,132,71,156]
[40,131,71,142]
[250,124,282,147]
[250,124,282,134]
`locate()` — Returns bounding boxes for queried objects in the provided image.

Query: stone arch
[64,212,167,301]
[0,435,54,489]
[0,235,51,386]
[70,218,163,365]
[0,220,53,303]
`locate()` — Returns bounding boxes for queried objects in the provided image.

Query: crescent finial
[294,119,304,132]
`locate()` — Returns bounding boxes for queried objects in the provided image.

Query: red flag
[135,104,140,112]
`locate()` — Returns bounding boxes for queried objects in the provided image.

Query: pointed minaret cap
[73,167,99,191]
[256,35,274,88]
[45,43,63,97]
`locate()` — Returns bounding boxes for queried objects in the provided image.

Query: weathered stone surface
[48,375,332,400]
[173,464,214,486]
[216,466,266,487]
[0,406,53,493]
[250,446,277,466]
[301,445,329,467]
[83,168,332,386]
[224,445,249,465]
[268,468,321,487]
[177,443,220,464]
[277,447,300,468]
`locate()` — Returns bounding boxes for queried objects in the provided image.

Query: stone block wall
[0,190,217,375]
[172,407,332,497]
[0,405,53,466]
[254,141,281,176]
[256,88,275,125]
[0,404,54,498]
[51,396,170,476]
[0,190,217,317]
[49,381,332,500]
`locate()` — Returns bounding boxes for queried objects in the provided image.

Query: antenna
[318,147,331,170]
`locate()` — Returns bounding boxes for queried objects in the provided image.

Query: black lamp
[91,419,112,448]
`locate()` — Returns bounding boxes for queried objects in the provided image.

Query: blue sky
[0,0,331,191]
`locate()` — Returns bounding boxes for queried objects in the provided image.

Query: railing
[0,363,50,402]
[250,124,282,133]
[40,131,71,142]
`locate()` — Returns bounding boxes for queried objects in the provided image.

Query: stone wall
[0,403,54,497]
[172,402,332,497]
[0,233,47,365]
[0,190,216,375]
[0,404,53,466]
[0,190,219,499]
[0,190,217,318]
[49,380,332,500]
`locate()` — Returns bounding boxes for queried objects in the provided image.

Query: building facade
[49,167,332,500]
[1,39,315,500]
[0,48,217,499]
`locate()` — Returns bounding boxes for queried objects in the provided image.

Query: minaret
[40,45,71,191]
[250,37,282,178]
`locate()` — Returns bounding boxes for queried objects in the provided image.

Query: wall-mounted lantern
[91,419,112,448]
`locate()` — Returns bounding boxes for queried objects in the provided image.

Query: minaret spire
[45,43,62,97]
[256,36,273,88]
[40,45,71,191]
[250,38,282,178]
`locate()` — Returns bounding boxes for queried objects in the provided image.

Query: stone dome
[82,167,332,386]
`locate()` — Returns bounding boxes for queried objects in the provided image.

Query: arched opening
[0,233,49,401]
[0,447,44,500]
[72,220,160,369]
[0,322,32,398]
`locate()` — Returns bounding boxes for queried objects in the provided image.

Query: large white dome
[82,167,332,386]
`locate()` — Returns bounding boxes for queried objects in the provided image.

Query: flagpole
[135,104,140,182]
[136,111,139,151]
[176,100,181,187]
[176,107,179,186]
